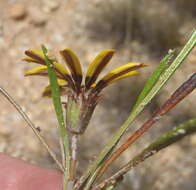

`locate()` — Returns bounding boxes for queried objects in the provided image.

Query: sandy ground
[0,0,195,189]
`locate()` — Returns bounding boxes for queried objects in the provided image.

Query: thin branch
[94,118,196,190]
[0,87,65,172]
[96,73,196,180]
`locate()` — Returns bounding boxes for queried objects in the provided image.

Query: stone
[9,4,27,20]
[42,0,60,13]
[0,125,11,136]
[29,8,48,26]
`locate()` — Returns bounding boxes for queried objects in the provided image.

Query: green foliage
[42,45,71,189]
[95,118,196,189]
[3,31,194,190]
[42,46,65,127]
[133,50,175,110]
[78,30,196,190]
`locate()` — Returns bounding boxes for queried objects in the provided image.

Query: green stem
[95,118,196,190]
[77,30,196,190]
[95,72,196,180]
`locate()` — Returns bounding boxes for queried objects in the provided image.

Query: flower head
[24,48,146,96]
[23,48,147,134]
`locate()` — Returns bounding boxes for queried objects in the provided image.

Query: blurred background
[0,0,195,189]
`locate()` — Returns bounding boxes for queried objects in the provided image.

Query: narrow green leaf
[78,30,196,190]
[133,49,175,110]
[42,46,65,129]
[42,45,70,189]
[42,79,68,97]
[96,118,196,189]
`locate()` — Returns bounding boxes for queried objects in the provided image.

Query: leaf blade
[77,30,196,190]
[133,49,175,110]
[42,79,68,97]
[42,45,71,189]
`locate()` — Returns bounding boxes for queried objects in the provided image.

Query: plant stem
[96,73,196,180]
[60,138,66,168]
[70,134,78,181]
[0,87,64,172]
[76,30,196,190]
[94,118,196,190]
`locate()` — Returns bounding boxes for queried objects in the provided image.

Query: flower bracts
[24,48,147,97]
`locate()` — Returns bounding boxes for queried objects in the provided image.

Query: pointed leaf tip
[41,45,48,54]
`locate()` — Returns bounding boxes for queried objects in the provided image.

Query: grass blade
[95,118,196,190]
[96,73,196,178]
[132,49,175,110]
[42,45,71,189]
[77,30,196,190]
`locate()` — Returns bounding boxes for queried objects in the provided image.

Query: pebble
[0,125,11,136]
[52,33,64,43]
[29,8,48,26]
[9,4,27,20]
[42,0,60,13]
